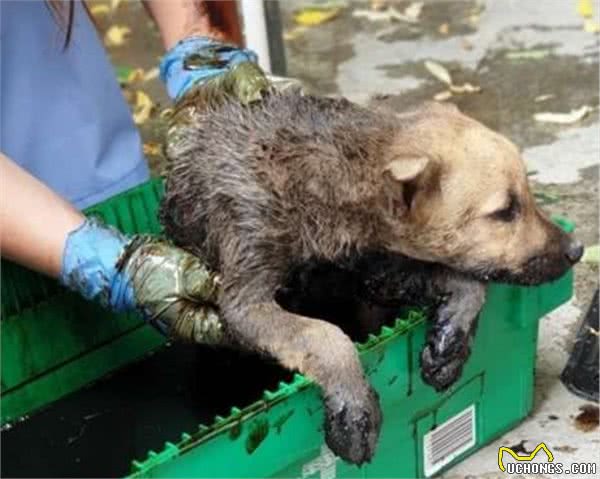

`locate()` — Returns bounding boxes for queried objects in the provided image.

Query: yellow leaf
[90,3,110,16]
[294,6,342,27]
[438,23,449,35]
[424,60,452,85]
[433,90,453,101]
[283,26,308,41]
[143,67,160,82]
[104,25,131,48]
[132,91,154,125]
[577,0,594,18]
[126,68,145,84]
[143,142,162,156]
[110,0,123,13]
[584,19,600,33]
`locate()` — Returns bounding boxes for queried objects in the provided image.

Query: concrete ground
[100,1,599,477]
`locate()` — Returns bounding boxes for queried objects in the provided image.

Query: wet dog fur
[160,93,582,464]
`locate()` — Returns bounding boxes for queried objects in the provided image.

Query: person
[0,0,267,342]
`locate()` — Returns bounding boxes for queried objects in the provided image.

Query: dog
[160,93,582,465]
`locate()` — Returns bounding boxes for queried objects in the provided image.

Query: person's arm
[0,152,84,277]
[142,0,227,49]
[0,152,222,344]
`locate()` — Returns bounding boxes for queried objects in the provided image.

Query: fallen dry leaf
[143,67,159,82]
[505,48,550,60]
[534,94,555,102]
[424,60,452,85]
[461,38,474,50]
[126,68,145,84]
[90,3,110,16]
[353,2,422,23]
[122,67,160,85]
[110,0,123,13]
[370,0,388,11]
[438,23,449,35]
[283,25,309,41]
[132,90,154,125]
[433,90,453,101]
[582,244,599,264]
[294,5,343,27]
[143,142,162,157]
[104,25,131,48]
[534,105,592,124]
[583,19,600,33]
[449,82,481,94]
[403,2,423,21]
[577,0,594,18]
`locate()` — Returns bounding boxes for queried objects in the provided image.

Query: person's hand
[159,36,269,106]
[59,219,223,344]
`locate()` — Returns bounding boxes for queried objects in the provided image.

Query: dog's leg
[220,283,382,465]
[420,272,487,391]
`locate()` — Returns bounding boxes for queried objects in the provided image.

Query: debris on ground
[143,142,162,157]
[534,105,593,124]
[104,25,131,48]
[128,90,154,125]
[90,3,110,17]
[577,0,600,33]
[352,2,423,23]
[505,48,551,60]
[574,404,599,432]
[293,4,344,27]
[117,67,159,86]
[533,191,561,205]
[425,60,452,84]
[285,3,345,41]
[534,94,556,103]
[424,60,481,101]
[582,244,599,264]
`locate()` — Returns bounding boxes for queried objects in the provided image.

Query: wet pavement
[94,0,599,476]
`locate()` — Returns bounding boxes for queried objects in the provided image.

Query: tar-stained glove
[159,36,270,106]
[59,219,223,344]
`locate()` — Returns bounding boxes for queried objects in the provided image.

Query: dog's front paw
[324,384,382,465]
[420,316,470,391]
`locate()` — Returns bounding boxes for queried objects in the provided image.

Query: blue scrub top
[0,1,150,209]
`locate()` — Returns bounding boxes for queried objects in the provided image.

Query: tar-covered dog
[160,93,582,464]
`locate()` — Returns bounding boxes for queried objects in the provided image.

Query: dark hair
[45,0,75,50]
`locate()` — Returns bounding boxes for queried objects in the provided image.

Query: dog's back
[160,93,397,270]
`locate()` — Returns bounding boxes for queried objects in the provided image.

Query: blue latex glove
[59,218,223,343]
[159,36,259,101]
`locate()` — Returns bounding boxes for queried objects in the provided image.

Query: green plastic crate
[0,179,574,478]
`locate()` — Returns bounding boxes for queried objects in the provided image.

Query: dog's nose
[565,241,584,264]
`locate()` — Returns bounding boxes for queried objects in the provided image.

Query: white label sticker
[423,404,476,477]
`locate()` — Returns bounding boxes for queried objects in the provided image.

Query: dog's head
[378,102,583,285]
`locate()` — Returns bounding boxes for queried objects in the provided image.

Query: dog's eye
[490,194,520,222]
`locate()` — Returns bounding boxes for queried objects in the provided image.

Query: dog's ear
[382,156,430,217]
